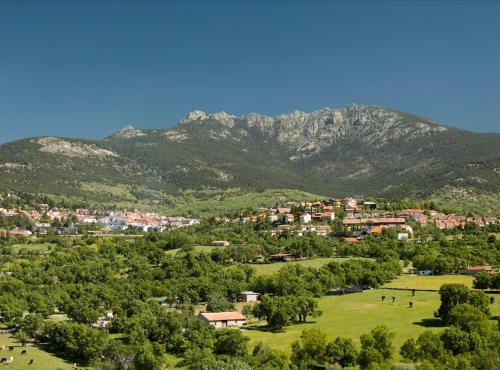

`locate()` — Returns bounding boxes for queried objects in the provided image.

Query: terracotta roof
[344,237,360,243]
[199,312,246,321]
[466,266,492,271]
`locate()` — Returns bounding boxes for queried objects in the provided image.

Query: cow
[29,358,34,365]
[0,358,6,363]
[8,346,13,351]
[0,345,4,352]
[21,350,27,355]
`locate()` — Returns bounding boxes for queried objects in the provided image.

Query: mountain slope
[1,104,499,202]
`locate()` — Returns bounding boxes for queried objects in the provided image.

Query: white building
[300,213,312,224]
[240,291,260,302]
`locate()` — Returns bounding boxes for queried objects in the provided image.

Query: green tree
[473,272,491,290]
[325,337,359,367]
[436,284,470,322]
[214,329,249,357]
[291,328,328,368]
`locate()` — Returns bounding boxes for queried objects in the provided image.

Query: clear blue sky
[1,1,499,143]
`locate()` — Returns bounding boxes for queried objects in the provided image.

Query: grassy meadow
[383,274,475,290]
[250,257,360,276]
[0,333,80,370]
[243,288,500,358]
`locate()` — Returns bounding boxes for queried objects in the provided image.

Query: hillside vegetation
[0,104,499,205]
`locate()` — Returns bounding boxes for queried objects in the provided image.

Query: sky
[0,1,499,144]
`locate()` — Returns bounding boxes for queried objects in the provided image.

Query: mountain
[0,104,499,204]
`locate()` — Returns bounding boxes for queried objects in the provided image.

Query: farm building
[210,240,230,246]
[197,311,246,328]
[240,291,260,302]
[464,265,493,276]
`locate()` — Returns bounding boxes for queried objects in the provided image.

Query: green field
[383,274,474,290]
[0,333,81,370]
[165,245,223,256]
[250,258,358,276]
[243,289,500,357]
[6,243,55,255]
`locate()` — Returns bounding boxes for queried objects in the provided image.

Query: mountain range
[0,104,499,204]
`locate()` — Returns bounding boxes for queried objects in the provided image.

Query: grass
[165,245,223,256]
[242,289,500,358]
[250,257,360,276]
[0,333,82,370]
[2,243,55,255]
[383,274,474,290]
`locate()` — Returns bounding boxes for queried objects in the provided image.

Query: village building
[210,240,230,247]
[240,291,260,302]
[197,312,246,328]
[464,265,493,276]
[284,214,294,223]
[300,213,312,224]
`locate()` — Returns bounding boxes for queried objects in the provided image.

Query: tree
[436,284,470,322]
[291,328,328,368]
[294,295,323,322]
[325,337,359,367]
[362,325,394,360]
[358,346,383,369]
[0,293,25,324]
[252,343,292,369]
[447,304,491,336]
[214,329,249,357]
[473,272,491,290]
[206,293,235,312]
[358,325,394,368]
[441,327,472,355]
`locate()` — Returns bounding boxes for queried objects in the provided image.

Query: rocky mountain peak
[110,124,146,139]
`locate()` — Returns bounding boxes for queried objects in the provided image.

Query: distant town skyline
[1,1,499,144]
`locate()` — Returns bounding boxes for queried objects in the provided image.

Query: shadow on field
[413,318,446,328]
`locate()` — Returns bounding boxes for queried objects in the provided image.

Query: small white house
[240,291,260,302]
[198,311,246,328]
[397,233,409,241]
[300,213,312,224]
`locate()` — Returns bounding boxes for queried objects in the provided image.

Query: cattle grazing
[0,358,6,363]
[29,358,34,365]
[0,345,4,352]
[392,296,396,303]
[409,301,414,308]
[381,295,386,302]
[8,346,13,351]
[21,350,27,355]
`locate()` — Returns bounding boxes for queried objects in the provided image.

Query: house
[284,214,294,223]
[240,291,260,302]
[397,232,409,241]
[8,228,32,237]
[343,237,360,243]
[269,253,295,262]
[198,311,246,328]
[276,207,292,214]
[300,213,312,224]
[210,240,230,247]
[91,312,113,329]
[321,212,335,221]
[269,214,279,223]
[363,201,377,210]
[464,266,493,276]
